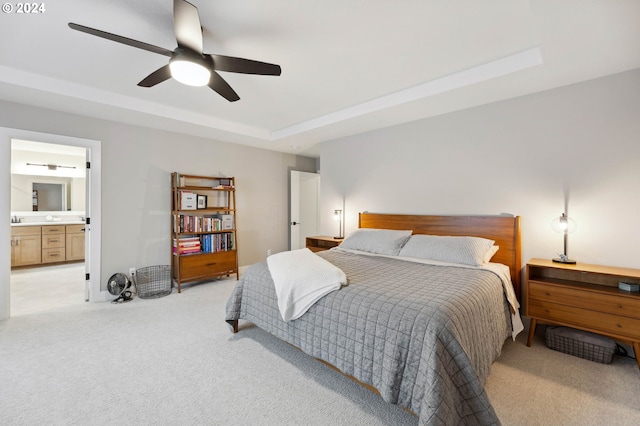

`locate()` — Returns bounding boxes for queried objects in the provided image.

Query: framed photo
[197,195,207,209]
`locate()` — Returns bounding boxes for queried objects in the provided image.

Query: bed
[226,213,522,425]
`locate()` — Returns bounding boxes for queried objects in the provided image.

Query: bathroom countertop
[11,221,85,227]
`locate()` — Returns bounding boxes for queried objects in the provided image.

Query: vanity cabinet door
[65,225,85,261]
[11,226,42,267]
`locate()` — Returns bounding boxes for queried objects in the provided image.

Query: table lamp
[551,212,576,264]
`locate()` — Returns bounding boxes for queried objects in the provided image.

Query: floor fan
[107,273,133,304]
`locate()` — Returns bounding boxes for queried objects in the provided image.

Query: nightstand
[525,258,640,370]
[305,236,342,252]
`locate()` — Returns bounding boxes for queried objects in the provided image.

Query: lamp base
[334,236,344,240]
[553,257,576,264]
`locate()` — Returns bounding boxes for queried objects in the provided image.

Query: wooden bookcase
[171,173,238,292]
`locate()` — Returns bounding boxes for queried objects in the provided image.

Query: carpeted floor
[487,325,640,425]
[3,265,640,425]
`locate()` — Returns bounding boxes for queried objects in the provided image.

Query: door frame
[1,128,102,320]
[289,170,320,250]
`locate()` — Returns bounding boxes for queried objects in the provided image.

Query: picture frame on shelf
[197,195,207,209]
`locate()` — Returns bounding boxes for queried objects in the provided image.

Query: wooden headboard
[359,213,522,301]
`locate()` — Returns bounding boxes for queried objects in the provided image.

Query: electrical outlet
[129,267,136,277]
[267,249,272,257]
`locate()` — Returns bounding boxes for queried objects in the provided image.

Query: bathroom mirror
[32,182,67,211]
[11,174,85,213]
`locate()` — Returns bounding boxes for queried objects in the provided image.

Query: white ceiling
[1,0,639,157]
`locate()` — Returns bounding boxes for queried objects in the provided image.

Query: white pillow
[484,245,499,263]
[340,228,412,256]
[398,234,496,266]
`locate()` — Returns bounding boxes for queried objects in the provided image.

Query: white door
[290,171,320,250]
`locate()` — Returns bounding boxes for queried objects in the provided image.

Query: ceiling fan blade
[208,71,240,102]
[173,0,203,53]
[137,65,172,87]
[68,23,173,57]
[209,54,282,76]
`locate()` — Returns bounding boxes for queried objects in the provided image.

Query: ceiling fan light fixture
[68,0,281,101]
[169,58,211,86]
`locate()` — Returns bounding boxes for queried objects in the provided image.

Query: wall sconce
[551,212,577,264]
[26,162,77,171]
[333,209,344,239]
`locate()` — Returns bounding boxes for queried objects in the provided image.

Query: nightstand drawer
[529,281,640,320]
[528,299,640,340]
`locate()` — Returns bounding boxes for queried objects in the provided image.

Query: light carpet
[2,275,640,425]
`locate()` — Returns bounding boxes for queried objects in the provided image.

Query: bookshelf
[171,173,238,292]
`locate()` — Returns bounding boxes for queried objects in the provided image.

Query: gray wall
[2,68,638,319]
[0,101,316,301]
[320,69,640,270]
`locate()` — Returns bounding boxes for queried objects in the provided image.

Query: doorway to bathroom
[1,128,102,320]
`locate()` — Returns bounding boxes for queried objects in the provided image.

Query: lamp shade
[551,213,577,234]
[334,209,343,239]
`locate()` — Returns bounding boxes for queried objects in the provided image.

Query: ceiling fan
[68,0,281,102]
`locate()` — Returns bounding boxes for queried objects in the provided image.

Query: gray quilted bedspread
[225,249,511,425]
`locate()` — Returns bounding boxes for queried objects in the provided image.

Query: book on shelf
[199,233,235,253]
[173,236,201,254]
[173,233,234,255]
[175,214,234,233]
